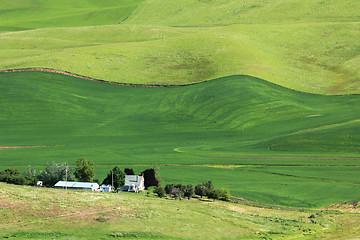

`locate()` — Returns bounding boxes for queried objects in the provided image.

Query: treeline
[0,168,38,186]
[0,158,160,191]
[0,162,74,187]
[153,180,230,202]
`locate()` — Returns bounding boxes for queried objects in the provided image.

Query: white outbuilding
[99,184,112,192]
[54,181,99,191]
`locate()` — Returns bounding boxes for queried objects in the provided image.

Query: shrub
[219,188,231,201]
[153,186,165,198]
[203,180,215,197]
[164,184,174,194]
[195,184,206,198]
[208,189,221,202]
[0,168,38,186]
[170,187,183,200]
[184,184,194,200]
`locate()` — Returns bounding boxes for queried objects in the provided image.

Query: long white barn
[54,181,99,191]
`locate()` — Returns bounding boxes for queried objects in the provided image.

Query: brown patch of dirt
[326,201,360,212]
[0,145,52,150]
[227,205,246,213]
[0,68,195,88]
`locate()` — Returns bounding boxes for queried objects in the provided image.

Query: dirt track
[0,68,191,88]
[0,145,51,150]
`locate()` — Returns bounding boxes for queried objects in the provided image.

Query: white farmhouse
[120,175,145,192]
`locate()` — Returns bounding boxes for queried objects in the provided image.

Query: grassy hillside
[1,183,360,240]
[127,0,360,26]
[0,0,143,32]
[0,0,358,93]
[1,72,360,207]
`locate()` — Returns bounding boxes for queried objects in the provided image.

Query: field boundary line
[0,68,197,88]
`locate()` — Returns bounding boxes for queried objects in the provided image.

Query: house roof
[124,175,143,186]
[54,181,99,189]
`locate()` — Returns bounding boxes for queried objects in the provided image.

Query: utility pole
[111,170,114,191]
[65,166,68,192]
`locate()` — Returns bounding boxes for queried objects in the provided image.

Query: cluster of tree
[0,159,92,187]
[153,180,230,202]
[0,168,38,186]
[1,158,160,192]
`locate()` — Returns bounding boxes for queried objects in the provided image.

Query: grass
[0,0,359,94]
[0,72,360,207]
[0,0,143,32]
[0,0,359,209]
[1,182,360,239]
[158,165,360,208]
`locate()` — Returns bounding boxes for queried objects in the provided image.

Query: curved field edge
[0,68,343,93]
[1,68,359,96]
[0,68,187,88]
[1,71,360,208]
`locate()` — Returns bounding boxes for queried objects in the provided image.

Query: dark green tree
[4,168,20,175]
[0,168,26,185]
[195,184,206,198]
[102,166,125,190]
[74,158,95,182]
[208,189,221,202]
[0,168,39,186]
[141,168,159,189]
[153,185,165,198]
[124,168,135,175]
[184,184,194,200]
[164,184,174,194]
[204,180,215,197]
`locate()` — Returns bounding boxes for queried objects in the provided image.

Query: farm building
[120,175,145,192]
[54,181,99,191]
[99,184,112,192]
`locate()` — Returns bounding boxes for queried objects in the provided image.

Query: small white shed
[99,184,112,192]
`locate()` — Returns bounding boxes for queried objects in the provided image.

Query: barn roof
[54,181,99,189]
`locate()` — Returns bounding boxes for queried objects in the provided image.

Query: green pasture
[127,0,360,26]
[0,0,143,32]
[0,0,359,94]
[158,165,360,208]
[1,72,360,207]
[2,183,360,240]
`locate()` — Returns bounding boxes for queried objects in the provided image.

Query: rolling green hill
[0,0,359,94]
[0,0,143,32]
[1,71,360,207]
[1,0,359,209]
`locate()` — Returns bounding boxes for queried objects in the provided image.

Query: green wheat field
[0,0,360,239]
